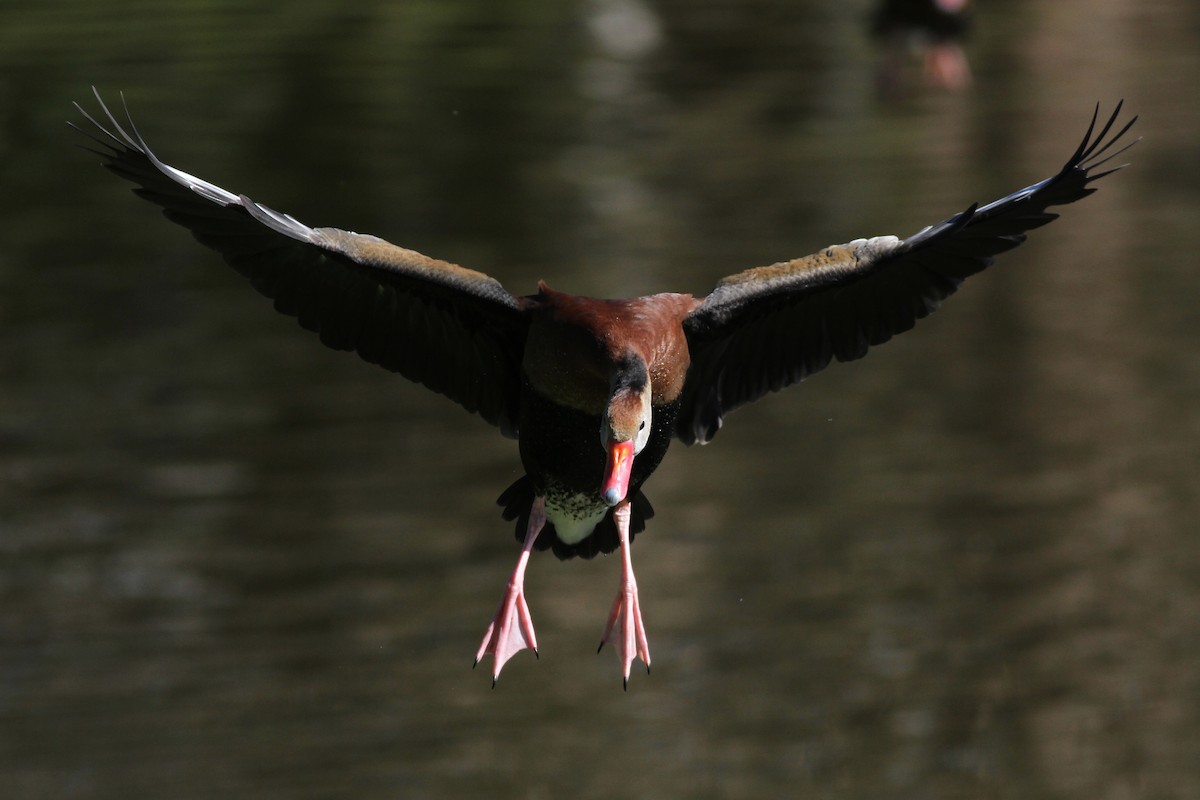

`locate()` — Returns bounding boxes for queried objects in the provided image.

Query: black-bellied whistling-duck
[74,90,1136,688]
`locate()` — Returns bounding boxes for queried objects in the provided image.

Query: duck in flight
[74,90,1136,688]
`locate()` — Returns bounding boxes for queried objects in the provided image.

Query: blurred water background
[2,1,1198,797]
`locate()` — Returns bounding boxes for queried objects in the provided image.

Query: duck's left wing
[677,103,1137,445]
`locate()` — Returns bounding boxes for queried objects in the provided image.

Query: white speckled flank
[544,493,607,544]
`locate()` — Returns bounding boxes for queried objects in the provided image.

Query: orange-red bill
[600,439,636,507]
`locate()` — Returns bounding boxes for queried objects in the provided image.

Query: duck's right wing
[74,89,529,437]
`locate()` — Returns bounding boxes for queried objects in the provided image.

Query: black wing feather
[74,89,529,437]
[678,103,1137,445]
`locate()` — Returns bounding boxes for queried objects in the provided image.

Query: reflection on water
[3,1,1199,797]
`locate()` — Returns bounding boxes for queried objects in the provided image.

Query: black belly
[497,382,676,560]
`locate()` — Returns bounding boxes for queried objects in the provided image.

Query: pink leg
[598,500,651,689]
[474,497,545,687]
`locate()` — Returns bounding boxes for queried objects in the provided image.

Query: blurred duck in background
[872,0,972,98]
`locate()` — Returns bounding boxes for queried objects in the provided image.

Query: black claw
[491,676,498,689]
[472,658,479,670]
[597,641,605,654]
[646,665,651,675]
[534,649,539,660]
[623,676,628,691]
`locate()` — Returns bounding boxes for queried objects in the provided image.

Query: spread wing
[678,103,1137,445]
[74,89,529,437]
